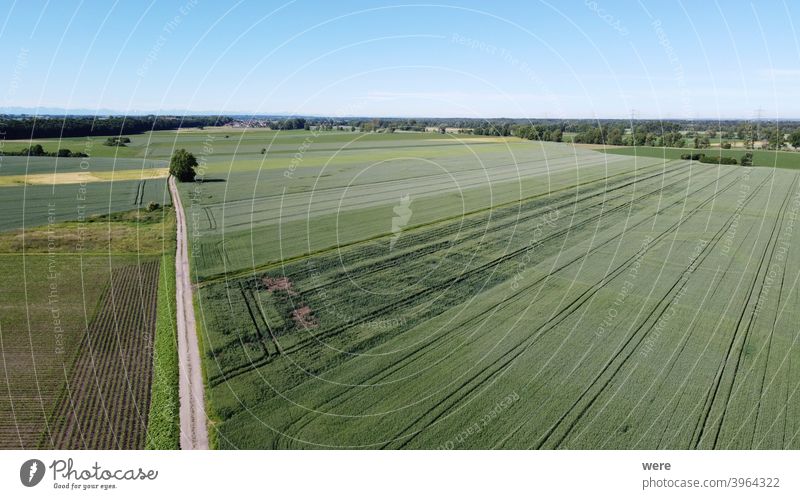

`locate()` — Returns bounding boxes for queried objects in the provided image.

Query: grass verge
[194,297,220,449]
[144,211,180,449]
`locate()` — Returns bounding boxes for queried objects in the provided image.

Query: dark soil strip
[47,260,160,449]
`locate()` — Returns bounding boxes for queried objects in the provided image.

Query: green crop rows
[5,128,797,450]
[188,132,800,449]
[0,203,176,449]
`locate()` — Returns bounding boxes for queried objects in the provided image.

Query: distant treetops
[680,151,753,166]
[104,136,131,147]
[169,148,198,182]
[0,143,88,157]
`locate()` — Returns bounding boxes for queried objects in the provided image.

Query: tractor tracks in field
[222,163,701,441]
[384,167,748,449]
[132,180,147,206]
[200,151,603,211]
[534,171,776,450]
[296,161,691,293]
[221,154,631,230]
[692,174,797,449]
[198,159,679,285]
[209,162,696,387]
[748,180,792,449]
[649,223,757,449]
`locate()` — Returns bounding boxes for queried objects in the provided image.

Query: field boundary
[145,209,181,449]
[602,146,800,170]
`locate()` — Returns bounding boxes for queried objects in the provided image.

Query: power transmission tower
[754,108,765,143]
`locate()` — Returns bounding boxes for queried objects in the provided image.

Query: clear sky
[1,0,798,119]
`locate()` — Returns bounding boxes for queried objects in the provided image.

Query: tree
[766,128,786,150]
[740,152,753,166]
[790,129,800,150]
[26,144,45,156]
[169,148,198,182]
[694,136,710,149]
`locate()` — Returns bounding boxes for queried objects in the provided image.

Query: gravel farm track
[169,175,209,450]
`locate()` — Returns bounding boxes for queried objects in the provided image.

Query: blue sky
[1,0,798,119]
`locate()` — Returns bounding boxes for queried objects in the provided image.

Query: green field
[178,133,659,280]
[0,207,177,449]
[0,130,181,448]
[4,127,799,450]
[603,146,800,170]
[181,130,800,449]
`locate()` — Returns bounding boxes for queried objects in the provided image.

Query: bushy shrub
[699,155,737,165]
[104,136,131,147]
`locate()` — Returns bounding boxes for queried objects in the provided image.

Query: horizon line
[1,109,799,122]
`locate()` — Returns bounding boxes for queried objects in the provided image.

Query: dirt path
[169,175,209,450]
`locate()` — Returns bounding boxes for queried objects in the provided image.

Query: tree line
[0,115,228,140]
[0,143,87,157]
[4,114,800,151]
